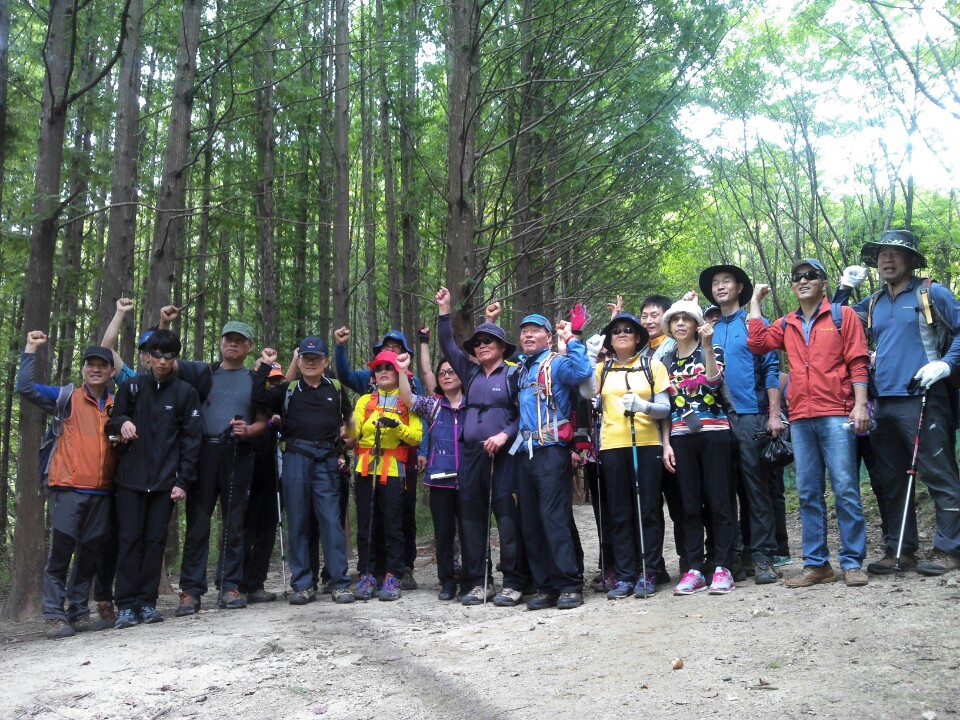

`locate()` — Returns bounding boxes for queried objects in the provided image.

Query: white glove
[622,392,652,415]
[913,361,951,388]
[585,333,605,363]
[840,265,868,288]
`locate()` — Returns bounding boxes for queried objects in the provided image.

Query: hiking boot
[401,567,418,591]
[606,580,634,600]
[634,573,657,598]
[70,614,95,633]
[843,567,869,587]
[438,582,457,601]
[331,586,356,604]
[493,587,524,607]
[916,550,960,577]
[772,555,794,567]
[526,592,558,610]
[114,608,139,630]
[709,567,735,594]
[217,589,248,610]
[378,573,402,601]
[94,600,116,631]
[754,562,781,585]
[785,564,837,588]
[44,618,76,640]
[246,588,277,604]
[288,589,316,606]
[175,592,199,617]
[140,605,164,624]
[557,592,583,610]
[460,585,494,606]
[867,551,917,575]
[673,570,708,595]
[355,574,377,601]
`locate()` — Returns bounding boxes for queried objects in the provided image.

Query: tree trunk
[255,27,278,346]
[142,0,202,323]
[331,0,350,330]
[376,0,400,333]
[400,0,419,344]
[6,0,75,621]
[361,13,377,346]
[96,0,143,344]
[445,0,480,339]
[0,0,9,221]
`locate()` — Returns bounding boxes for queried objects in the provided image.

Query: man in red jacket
[747,258,871,588]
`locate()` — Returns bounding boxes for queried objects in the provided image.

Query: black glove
[376,417,400,429]
[417,326,430,343]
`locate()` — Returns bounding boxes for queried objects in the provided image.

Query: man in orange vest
[17,331,117,639]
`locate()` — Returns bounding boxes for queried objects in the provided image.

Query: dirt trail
[2,504,958,720]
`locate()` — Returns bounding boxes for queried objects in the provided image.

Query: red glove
[569,303,588,334]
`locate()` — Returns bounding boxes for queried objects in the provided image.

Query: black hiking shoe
[175,592,200,617]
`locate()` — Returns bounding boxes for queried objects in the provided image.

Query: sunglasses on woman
[609,325,636,335]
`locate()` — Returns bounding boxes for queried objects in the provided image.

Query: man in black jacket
[106,331,203,628]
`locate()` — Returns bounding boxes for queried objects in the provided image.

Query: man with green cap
[160,307,270,615]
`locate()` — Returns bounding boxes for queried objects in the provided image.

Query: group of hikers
[19,228,960,640]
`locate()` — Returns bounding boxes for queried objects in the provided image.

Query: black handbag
[753,425,794,470]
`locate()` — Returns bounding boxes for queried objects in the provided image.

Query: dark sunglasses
[148,351,178,360]
[790,270,822,283]
[475,336,499,346]
[373,364,395,373]
[609,325,636,335]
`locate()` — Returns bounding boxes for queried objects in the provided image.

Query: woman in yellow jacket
[350,351,422,601]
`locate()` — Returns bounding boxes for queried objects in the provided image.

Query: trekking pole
[218,415,243,597]
[363,421,383,599]
[274,431,288,598]
[894,389,928,575]
[484,452,495,605]
[592,408,605,586]
[626,410,648,598]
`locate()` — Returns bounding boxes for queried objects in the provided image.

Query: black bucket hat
[860,229,927,269]
[462,322,517,358]
[601,313,649,352]
[698,265,753,308]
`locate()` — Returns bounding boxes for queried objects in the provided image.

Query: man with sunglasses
[837,230,960,577]
[698,264,784,586]
[435,287,528,606]
[159,308,270,616]
[105,330,202,628]
[747,258,871,588]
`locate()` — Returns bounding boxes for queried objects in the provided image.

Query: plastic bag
[753,428,794,470]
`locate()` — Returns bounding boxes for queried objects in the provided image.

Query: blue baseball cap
[137,330,154,350]
[298,336,328,356]
[374,330,413,355]
[519,314,552,332]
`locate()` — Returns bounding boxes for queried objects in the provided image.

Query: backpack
[518,352,575,444]
[597,357,655,408]
[38,384,74,488]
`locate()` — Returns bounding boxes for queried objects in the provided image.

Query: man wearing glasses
[105,330,202,629]
[160,308,270,616]
[698,264,784,586]
[747,259,872,588]
[435,287,528,606]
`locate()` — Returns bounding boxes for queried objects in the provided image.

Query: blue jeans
[791,416,866,570]
[281,451,350,591]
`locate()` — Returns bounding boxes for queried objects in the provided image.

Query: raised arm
[417,325,437,391]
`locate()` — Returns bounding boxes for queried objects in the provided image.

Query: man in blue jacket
[513,314,593,609]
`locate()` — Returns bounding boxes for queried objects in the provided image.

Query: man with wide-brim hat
[837,229,960,577]
[434,289,528,606]
[699,265,754,309]
[699,263,785,586]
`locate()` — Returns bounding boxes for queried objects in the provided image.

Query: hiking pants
[672,430,737,572]
[114,487,175,609]
[179,440,253,596]
[874,390,960,557]
[43,490,111,621]
[355,472,404,579]
[241,448,279,593]
[728,413,779,564]
[516,445,582,594]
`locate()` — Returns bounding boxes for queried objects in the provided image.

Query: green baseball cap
[221,321,254,340]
